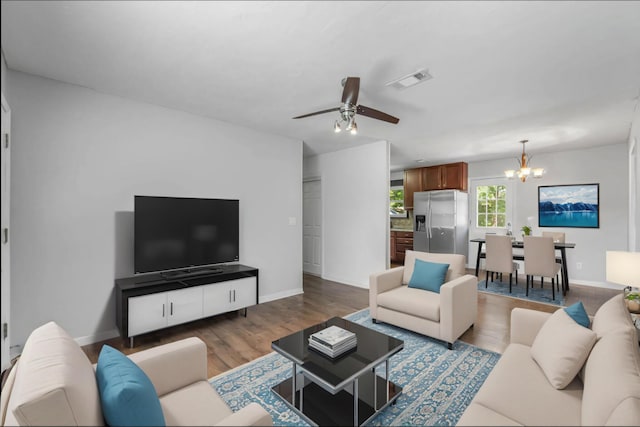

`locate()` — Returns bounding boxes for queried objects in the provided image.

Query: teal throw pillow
[96,345,166,427]
[564,301,590,328]
[408,259,450,293]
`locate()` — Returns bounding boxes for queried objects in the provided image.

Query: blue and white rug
[210,309,500,426]
[478,278,565,306]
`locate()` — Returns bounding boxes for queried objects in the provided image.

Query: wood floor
[82,270,620,378]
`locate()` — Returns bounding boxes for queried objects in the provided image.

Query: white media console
[115,264,258,347]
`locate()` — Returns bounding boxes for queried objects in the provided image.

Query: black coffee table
[271,317,404,426]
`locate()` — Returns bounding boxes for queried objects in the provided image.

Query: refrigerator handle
[427,200,432,238]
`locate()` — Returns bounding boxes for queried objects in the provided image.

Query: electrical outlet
[576,262,583,270]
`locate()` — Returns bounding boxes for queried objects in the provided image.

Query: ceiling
[2,1,640,171]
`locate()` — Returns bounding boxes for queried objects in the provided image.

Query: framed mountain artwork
[538,183,599,228]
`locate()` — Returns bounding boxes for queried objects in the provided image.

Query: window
[476,185,507,227]
[390,187,407,218]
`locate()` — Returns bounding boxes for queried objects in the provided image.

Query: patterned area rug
[478,278,565,306]
[209,309,500,426]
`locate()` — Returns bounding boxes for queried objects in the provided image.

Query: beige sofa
[0,322,272,426]
[369,250,478,349]
[457,293,640,426]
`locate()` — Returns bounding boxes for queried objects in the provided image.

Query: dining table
[470,237,576,295]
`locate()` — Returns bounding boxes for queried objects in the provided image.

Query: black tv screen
[134,196,239,274]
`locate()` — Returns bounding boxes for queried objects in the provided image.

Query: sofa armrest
[369,267,404,319]
[440,274,478,344]
[127,337,207,397]
[215,402,273,426]
[510,308,553,346]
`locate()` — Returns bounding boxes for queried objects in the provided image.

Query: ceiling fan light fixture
[350,121,358,135]
[334,120,341,133]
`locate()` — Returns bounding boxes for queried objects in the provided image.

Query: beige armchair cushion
[402,250,465,285]
[530,309,596,389]
[7,322,104,426]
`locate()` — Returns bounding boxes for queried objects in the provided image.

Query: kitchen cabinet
[403,168,424,210]
[395,231,414,263]
[423,162,468,191]
[391,230,413,264]
[390,232,397,262]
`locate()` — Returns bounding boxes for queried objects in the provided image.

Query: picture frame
[538,183,599,228]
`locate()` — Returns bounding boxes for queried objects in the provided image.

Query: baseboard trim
[259,288,304,304]
[75,328,120,347]
[321,275,369,289]
[570,279,622,290]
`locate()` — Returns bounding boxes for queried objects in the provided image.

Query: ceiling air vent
[386,69,433,90]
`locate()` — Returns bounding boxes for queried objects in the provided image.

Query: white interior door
[303,180,322,276]
[1,93,11,370]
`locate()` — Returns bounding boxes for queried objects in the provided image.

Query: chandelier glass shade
[504,140,544,182]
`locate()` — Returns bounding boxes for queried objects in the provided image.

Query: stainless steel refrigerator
[413,190,468,256]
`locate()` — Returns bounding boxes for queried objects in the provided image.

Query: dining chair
[541,231,566,291]
[485,234,518,293]
[523,236,561,300]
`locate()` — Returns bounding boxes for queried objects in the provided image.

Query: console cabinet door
[128,292,167,336]
[167,287,203,326]
[229,277,257,310]
[202,282,232,317]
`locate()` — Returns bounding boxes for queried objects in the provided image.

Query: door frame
[303,177,323,277]
[1,92,12,370]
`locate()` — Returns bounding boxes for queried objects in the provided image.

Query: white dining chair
[523,236,561,300]
[541,231,566,291]
[485,235,518,292]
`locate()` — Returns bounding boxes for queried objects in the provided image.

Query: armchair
[0,322,272,426]
[370,250,477,349]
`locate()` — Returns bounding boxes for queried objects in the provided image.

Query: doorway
[303,179,322,276]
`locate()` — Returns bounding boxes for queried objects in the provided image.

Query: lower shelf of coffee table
[271,374,402,426]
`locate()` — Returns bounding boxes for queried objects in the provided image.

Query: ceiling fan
[292,77,399,134]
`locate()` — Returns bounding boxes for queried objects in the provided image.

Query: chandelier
[504,140,544,182]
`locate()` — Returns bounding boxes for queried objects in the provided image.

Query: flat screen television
[134,196,239,274]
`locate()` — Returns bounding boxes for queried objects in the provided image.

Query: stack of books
[308,325,357,358]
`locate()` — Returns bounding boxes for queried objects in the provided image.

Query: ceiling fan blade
[341,77,360,106]
[292,107,340,119]
[356,105,400,124]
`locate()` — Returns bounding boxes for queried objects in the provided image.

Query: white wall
[304,141,389,288]
[628,103,640,251]
[468,143,629,287]
[7,70,303,347]
[1,49,6,96]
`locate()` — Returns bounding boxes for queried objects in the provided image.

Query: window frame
[470,177,514,236]
[389,184,407,218]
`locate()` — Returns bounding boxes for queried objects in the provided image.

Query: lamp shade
[606,251,640,287]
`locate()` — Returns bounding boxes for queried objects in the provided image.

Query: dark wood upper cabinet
[403,168,423,210]
[423,162,468,192]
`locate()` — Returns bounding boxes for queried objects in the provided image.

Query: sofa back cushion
[581,326,640,426]
[591,293,634,338]
[530,309,597,389]
[7,322,104,426]
[403,250,465,285]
